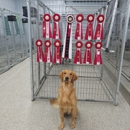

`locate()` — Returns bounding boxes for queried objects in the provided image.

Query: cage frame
[27,0,130,105]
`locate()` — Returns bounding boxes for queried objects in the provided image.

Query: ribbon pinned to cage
[53,40,62,64]
[53,14,61,39]
[83,41,92,65]
[94,14,104,40]
[36,39,45,62]
[94,42,103,65]
[44,40,52,63]
[74,41,83,64]
[75,14,84,40]
[85,14,94,40]
[43,14,52,38]
[62,14,74,60]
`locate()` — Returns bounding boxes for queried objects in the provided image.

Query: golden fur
[50,70,78,130]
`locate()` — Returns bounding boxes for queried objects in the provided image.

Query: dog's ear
[72,71,78,82]
[58,70,64,81]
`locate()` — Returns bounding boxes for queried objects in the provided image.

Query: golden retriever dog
[50,70,78,130]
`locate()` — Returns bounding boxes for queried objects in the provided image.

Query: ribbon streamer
[35,39,44,62]
[43,14,52,38]
[94,42,103,65]
[83,42,92,64]
[74,41,83,64]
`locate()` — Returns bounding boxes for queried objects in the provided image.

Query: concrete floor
[0,58,130,130]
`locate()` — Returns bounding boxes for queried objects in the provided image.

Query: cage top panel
[40,0,108,14]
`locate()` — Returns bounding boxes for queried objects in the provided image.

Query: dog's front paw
[71,123,75,129]
[58,124,64,130]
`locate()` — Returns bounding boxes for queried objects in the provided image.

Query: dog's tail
[50,99,59,109]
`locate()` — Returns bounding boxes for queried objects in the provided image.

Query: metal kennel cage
[114,17,130,81]
[27,0,130,105]
[104,0,130,82]
[123,36,130,81]
[0,8,29,74]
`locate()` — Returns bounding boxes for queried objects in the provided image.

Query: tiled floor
[0,58,130,130]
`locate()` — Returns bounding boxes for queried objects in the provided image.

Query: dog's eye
[70,73,72,75]
[64,72,66,74]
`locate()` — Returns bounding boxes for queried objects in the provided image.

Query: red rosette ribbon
[36,39,45,62]
[44,40,52,63]
[94,42,103,65]
[53,40,62,64]
[74,41,83,64]
[43,14,52,38]
[75,14,84,40]
[94,14,105,40]
[83,41,92,64]
[85,14,94,40]
[53,14,61,39]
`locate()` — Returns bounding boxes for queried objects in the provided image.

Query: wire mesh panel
[0,10,9,73]
[103,0,130,104]
[104,0,130,80]
[0,8,29,74]
[28,0,130,105]
[123,43,130,80]
[121,17,130,81]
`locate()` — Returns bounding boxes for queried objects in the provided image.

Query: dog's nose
[65,77,69,81]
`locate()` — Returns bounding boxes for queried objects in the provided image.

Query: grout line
[0,63,29,87]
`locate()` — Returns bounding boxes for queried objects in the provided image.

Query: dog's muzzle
[65,77,69,82]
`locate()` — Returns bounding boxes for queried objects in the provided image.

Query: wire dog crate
[104,0,130,82]
[27,0,130,105]
[0,8,29,74]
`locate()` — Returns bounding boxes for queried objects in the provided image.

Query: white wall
[0,0,16,11]
[0,0,27,13]
[15,0,27,13]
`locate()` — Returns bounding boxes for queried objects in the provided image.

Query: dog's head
[58,70,78,83]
